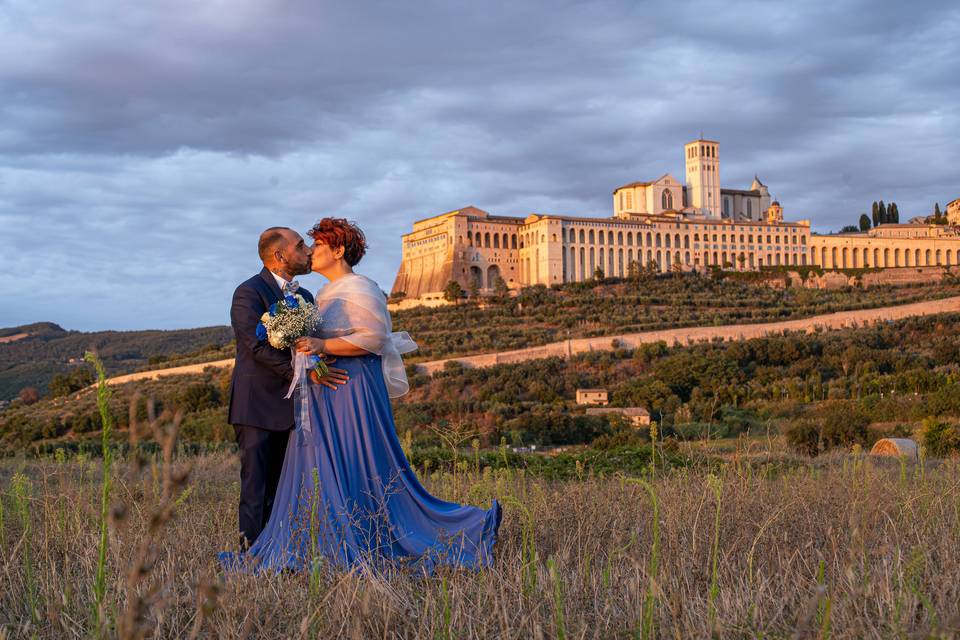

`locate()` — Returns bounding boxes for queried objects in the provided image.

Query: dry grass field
[2,445,959,639]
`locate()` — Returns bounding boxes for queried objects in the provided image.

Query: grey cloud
[0,0,958,330]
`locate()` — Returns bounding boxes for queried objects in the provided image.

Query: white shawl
[313,273,417,398]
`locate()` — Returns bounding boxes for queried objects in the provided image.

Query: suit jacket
[228,267,315,431]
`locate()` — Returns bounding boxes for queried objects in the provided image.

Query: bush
[922,419,960,457]
[18,387,40,405]
[591,426,647,450]
[821,402,869,449]
[178,383,220,412]
[784,419,821,456]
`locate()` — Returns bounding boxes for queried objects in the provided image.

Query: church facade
[390,140,960,302]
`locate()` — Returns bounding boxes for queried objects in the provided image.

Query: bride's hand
[295,337,325,354]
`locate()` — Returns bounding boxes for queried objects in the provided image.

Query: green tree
[467,279,480,299]
[840,225,859,233]
[593,266,605,281]
[627,260,641,281]
[821,402,870,449]
[878,200,887,224]
[48,367,95,398]
[890,202,899,223]
[858,214,871,231]
[934,202,942,219]
[871,201,879,227]
[179,382,219,412]
[442,280,465,304]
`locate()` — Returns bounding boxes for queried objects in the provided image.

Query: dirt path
[102,359,234,387]
[101,295,960,385]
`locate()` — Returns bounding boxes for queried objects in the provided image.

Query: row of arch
[465,231,518,249]
[815,245,957,269]
[560,246,808,281]
[463,227,807,252]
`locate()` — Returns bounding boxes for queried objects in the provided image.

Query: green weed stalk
[0,482,5,550]
[438,575,452,640]
[548,557,567,640]
[634,479,660,640]
[502,496,537,595]
[309,468,322,602]
[85,351,114,637]
[13,473,38,624]
[816,559,831,639]
[706,474,723,636]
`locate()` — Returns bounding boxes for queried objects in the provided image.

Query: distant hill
[0,322,233,400]
[3,273,958,401]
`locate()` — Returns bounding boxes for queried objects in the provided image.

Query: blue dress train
[220,353,501,574]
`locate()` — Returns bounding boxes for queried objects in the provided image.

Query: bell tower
[684,138,721,218]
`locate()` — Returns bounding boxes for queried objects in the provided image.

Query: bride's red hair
[308,218,367,266]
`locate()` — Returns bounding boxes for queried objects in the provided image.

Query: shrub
[784,419,821,456]
[591,426,647,450]
[821,402,869,449]
[18,387,40,405]
[922,419,960,457]
[178,383,220,412]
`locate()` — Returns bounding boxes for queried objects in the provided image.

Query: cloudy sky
[1,1,957,331]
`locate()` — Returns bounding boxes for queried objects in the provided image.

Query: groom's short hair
[258,227,292,262]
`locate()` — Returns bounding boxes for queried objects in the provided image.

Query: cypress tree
[934,202,942,219]
[878,200,887,224]
[890,202,899,223]
[871,201,879,227]
[859,213,871,231]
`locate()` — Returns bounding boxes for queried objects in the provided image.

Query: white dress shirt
[270,271,291,294]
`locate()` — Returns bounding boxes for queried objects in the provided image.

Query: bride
[222,218,501,573]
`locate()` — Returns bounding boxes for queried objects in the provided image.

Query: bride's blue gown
[220,353,501,574]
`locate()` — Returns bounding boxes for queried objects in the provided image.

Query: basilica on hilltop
[390,139,960,305]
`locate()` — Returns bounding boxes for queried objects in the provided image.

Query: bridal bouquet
[256,294,329,378]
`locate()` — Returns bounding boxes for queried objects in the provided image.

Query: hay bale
[869,438,918,460]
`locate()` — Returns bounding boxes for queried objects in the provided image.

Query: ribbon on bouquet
[285,349,314,437]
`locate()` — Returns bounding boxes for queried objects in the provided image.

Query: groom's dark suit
[229,267,314,547]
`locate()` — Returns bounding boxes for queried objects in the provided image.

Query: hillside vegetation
[393,275,960,361]
[2,274,957,404]
[3,311,959,461]
[0,322,233,401]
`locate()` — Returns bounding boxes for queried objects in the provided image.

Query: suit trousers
[235,424,291,548]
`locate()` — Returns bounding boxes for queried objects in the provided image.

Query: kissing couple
[222,218,501,574]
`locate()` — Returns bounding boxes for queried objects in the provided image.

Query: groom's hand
[310,361,349,389]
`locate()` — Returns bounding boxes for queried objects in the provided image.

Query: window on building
[747,200,753,217]
[661,189,673,210]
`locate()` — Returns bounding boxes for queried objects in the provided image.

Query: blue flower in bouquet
[268,302,278,316]
[256,322,268,341]
[284,294,299,308]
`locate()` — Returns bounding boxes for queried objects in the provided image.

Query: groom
[228,226,347,549]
